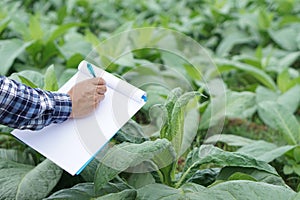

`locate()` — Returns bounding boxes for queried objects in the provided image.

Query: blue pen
[141,94,147,102]
[87,63,96,77]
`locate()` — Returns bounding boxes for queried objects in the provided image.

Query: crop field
[1,0,300,199]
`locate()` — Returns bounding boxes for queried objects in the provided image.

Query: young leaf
[160,88,183,141]
[169,91,200,156]
[28,14,44,40]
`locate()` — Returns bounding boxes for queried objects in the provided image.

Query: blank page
[11,60,147,175]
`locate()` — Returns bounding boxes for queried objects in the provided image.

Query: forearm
[0,76,72,130]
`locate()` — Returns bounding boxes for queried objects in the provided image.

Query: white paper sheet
[11,60,147,175]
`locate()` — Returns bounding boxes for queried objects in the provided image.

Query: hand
[67,78,106,118]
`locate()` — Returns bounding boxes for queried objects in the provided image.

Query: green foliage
[1,0,300,198]
[0,158,62,200]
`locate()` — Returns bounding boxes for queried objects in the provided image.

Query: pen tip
[141,95,147,102]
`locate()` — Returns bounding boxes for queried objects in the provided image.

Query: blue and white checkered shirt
[0,76,72,130]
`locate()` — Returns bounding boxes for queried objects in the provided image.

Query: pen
[87,63,96,77]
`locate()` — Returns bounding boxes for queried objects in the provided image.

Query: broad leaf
[0,39,32,75]
[9,70,44,88]
[0,159,62,200]
[137,183,229,200]
[45,182,131,200]
[218,167,287,186]
[0,148,35,165]
[80,158,99,182]
[94,139,176,191]
[127,173,155,189]
[178,145,278,187]
[44,64,59,91]
[216,29,253,57]
[237,141,295,163]
[211,180,296,199]
[137,181,296,200]
[215,59,276,90]
[94,189,136,200]
[186,168,220,186]
[268,26,299,51]
[47,22,85,42]
[205,134,255,146]
[258,101,300,145]
[256,85,300,114]
[114,120,148,144]
[200,90,256,129]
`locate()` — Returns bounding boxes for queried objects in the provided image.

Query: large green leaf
[258,101,300,145]
[205,134,255,146]
[137,182,234,199]
[9,70,44,88]
[178,145,278,187]
[186,168,220,187]
[137,181,296,200]
[217,167,287,187]
[94,139,176,191]
[237,141,295,163]
[211,180,296,199]
[0,158,62,200]
[0,39,32,75]
[256,85,300,114]
[127,173,155,189]
[94,189,136,200]
[114,120,148,144]
[215,59,277,90]
[205,134,295,163]
[45,182,132,200]
[57,32,92,59]
[268,26,299,51]
[0,148,35,165]
[200,90,256,129]
[216,28,254,57]
[44,64,59,91]
[47,22,85,42]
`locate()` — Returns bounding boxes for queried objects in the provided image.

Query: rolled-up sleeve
[0,76,72,130]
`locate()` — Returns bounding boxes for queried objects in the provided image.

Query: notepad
[11,60,147,175]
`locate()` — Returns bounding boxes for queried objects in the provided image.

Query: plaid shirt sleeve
[0,76,72,130]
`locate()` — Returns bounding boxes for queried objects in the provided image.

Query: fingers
[94,94,105,105]
[96,85,107,94]
[91,77,106,85]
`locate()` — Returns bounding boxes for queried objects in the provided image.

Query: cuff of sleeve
[51,92,72,123]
